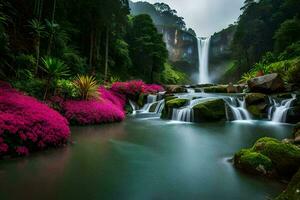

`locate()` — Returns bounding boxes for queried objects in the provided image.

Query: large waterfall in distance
[197,37,211,84]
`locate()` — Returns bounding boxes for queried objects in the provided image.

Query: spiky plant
[41,57,69,99]
[239,71,257,84]
[73,75,99,100]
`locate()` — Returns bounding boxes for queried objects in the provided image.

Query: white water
[198,37,211,84]
[172,97,216,122]
[138,94,165,114]
[268,94,296,123]
[224,97,252,121]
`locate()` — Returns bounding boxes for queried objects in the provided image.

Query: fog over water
[131,0,244,37]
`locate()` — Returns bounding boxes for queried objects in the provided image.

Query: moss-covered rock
[192,98,226,122]
[161,98,189,119]
[149,102,158,112]
[234,137,300,179]
[276,169,300,200]
[234,149,274,176]
[203,85,228,93]
[245,93,268,118]
[253,137,300,178]
[164,85,187,93]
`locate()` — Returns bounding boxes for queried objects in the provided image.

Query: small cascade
[129,100,138,115]
[268,94,296,123]
[147,95,157,103]
[138,94,165,114]
[225,97,251,121]
[171,98,214,122]
[187,88,195,93]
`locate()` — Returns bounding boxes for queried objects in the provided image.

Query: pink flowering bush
[63,87,125,125]
[111,80,164,99]
[0,82,70,157]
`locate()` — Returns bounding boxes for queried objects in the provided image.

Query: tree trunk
[104,27,109,81]
[35,36,40,74]
[47,0,57,55]
[89,30,94,69]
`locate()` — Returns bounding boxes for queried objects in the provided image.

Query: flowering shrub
[111,80,164,99]
[63,87,125,125]
[0,83,70,157]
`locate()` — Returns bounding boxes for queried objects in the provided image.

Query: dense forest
[226,0,300,86]
[0,0,189,100]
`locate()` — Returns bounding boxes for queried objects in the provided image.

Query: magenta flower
[0,82,70,157]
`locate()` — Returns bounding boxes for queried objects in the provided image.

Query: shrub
[57,79,78,99]
[0,82,70,157]
[111,80,164,100]
[63,87,125,125]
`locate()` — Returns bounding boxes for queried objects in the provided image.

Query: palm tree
[29,19,46,74]
[41,57,69,100]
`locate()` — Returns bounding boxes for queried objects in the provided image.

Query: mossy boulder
[164,85,187,93]
[234,137,300,179]
[203,85,228,93]
[161,98,189,119]
[234,149,274,176]
[192,98,226,122]
[276,169,300,200]
[253,137,300,178]
[245,93,268,118]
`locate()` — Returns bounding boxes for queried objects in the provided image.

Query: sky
[131,0,245,37]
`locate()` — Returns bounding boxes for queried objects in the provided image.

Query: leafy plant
[73,75,99,100]
[57,79,78,99]
[40,57,69,99]
[239,71,256,83]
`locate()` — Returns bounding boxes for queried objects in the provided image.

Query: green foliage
[73,75,99,100]
[41,57,70,80]
[286,58,300,87]
[232,0,300,77]
[57,79,78,99]
[274,17,300,53]
[12,78,46,99]
[127,14,168,82]
[160,63,188,84]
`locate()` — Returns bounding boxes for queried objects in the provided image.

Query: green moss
[253,137,300,178]
[192,99,226,122]
[203,85,227,93]
[247,104,267,118]
[234,149,273,175]
[276,169,300,200]
[166,98,189,108]
[161,98,188,119]
[165,95,177,102]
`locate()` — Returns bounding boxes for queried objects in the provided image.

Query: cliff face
[156,26,198,75]
[209,25,236,83]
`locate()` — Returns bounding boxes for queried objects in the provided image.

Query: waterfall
[268,94,296,123]
[129,100,138,115]
[187,88,195,93]
[198,37,211,84]
[139,94,165,114]
[171,97,215,122]
[224,97,252,121]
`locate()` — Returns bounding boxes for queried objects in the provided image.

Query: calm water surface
[0,114,294,200]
